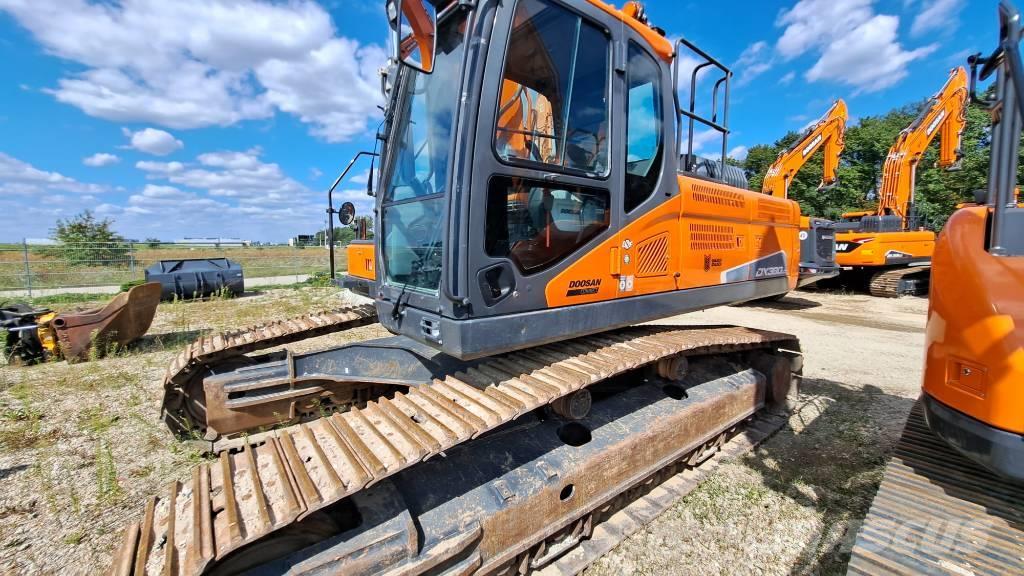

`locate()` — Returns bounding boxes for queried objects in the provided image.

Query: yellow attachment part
[36,312,58,356]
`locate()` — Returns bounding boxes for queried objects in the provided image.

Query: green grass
[0,245,342,290]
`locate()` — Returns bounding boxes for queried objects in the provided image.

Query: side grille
[689,224,737,252]
[636,234,669,277]
[691,184,745,209]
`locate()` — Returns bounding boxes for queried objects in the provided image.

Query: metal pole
[129,242,136,277]
[22,239,31,298]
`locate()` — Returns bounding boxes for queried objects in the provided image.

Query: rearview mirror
[387,0,436,74]
[338,202,356,226]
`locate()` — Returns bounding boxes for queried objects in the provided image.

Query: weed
[95,440,122,503]
[63,531,85,546]
[31,460,59,513]
[78,407,119,436]
[0,393,51,450]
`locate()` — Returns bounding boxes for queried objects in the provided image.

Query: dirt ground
[0,287,927,575]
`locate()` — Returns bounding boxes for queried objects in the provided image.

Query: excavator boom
[762,99,848,198]
[833,67,969,297]
[875,67,968,223]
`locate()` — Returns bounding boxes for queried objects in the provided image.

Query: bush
[48,211,128,267]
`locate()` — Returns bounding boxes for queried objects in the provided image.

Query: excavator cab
[358,0,801,360]
[922,0,1024,481]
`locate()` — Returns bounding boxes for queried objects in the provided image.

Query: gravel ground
[0,287,927,575]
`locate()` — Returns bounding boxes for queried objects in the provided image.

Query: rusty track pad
[52,282,162,361]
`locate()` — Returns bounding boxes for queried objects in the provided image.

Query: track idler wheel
[751,352,799,410]
[551,390,593,420]
[656,355,690,381]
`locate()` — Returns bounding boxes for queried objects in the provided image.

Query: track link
[849,402,1024,575]
[868,267,930,298]
[113,325,798,576]
[160,304,379,438]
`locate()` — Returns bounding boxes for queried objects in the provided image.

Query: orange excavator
[110,2,807,574]
[762,99,848,285]
[850,2,1024,572]
[834,67,969,297]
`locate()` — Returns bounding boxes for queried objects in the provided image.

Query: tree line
[740,89,1019,230]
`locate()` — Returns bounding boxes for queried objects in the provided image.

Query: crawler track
[868,267,930,298]
[113,325,799,576]
[160,305,379,438]
[849,402,1024,575]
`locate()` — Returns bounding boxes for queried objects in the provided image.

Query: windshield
[382,12,467,293]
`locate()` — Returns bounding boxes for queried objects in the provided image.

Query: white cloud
[258,40,388,142]
[83,152,120,167]
[0,0,386,142]
[735,41,774,86]
[807,15,937,93]
[911,0,964,36]
[729,145,749,161]
[777,0,875,59]
[136,160,185,175]
[123,127,184,156]
[197,148,263,170]
[0,152,107,195]
[776,0,936,93]
[684,128,726,156]
[779,71,797,85]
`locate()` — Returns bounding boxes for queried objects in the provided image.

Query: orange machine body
[349,176,801,308]
[835,230,935,266]
[346,241,376,282]
[546,175,801,307]
[924,206,1024,435]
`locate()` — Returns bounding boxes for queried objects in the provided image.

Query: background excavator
[834,67,969,297]
[762,99,847,285]
[850,2,1024,573]
[110,1,807,575]
[1,282,160,364]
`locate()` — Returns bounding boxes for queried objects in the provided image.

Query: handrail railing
[673,37,732,173]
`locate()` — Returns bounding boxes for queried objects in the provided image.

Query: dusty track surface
[0,288,926,575]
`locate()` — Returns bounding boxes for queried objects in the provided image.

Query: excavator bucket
[51,282,162,362]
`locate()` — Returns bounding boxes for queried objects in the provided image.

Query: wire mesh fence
[0,241,337,295]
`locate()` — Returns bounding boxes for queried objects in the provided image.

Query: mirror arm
[327,151,380,279]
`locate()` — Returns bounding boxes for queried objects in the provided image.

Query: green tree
[49,211,126,266]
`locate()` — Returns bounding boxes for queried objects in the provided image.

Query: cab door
[614,38,679,298]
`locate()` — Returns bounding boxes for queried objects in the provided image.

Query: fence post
[129,242,136,278]
[22,239,32,298]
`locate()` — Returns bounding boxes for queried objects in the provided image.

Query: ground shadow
[741,377,917,575]
[738,295,823,311]
[0,464,29,481]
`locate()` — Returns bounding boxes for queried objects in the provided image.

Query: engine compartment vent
[689,224,737,251]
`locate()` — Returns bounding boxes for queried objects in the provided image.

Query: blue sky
[0,0,991,242]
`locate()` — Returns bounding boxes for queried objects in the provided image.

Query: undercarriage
[117,314,800,575]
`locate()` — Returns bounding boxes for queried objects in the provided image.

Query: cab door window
[624,42,664,213]
[494,0,611,175]
[486,176,610,273]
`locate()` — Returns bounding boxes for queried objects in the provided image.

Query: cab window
[486,176,610,273]
[624,42,664,212]
[494,0,611,175]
